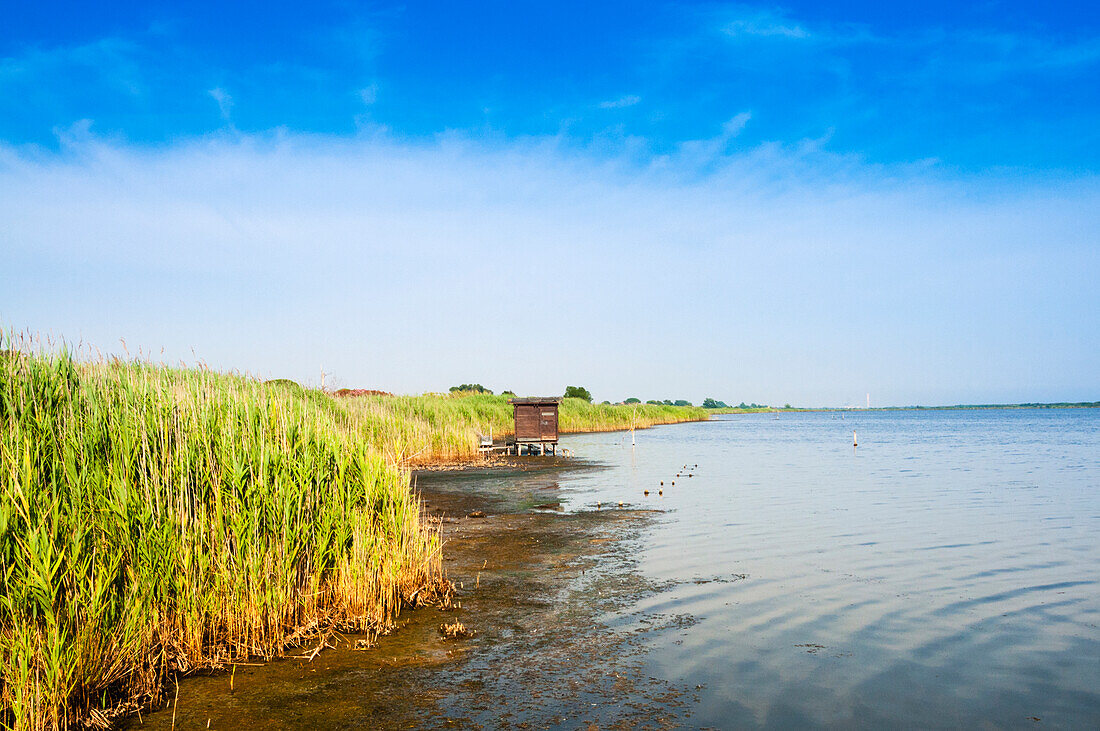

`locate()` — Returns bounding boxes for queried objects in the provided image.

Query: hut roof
[508,397,563,405]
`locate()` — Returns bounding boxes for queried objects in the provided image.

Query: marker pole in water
[631,406,637,448]
[853,431,858,447]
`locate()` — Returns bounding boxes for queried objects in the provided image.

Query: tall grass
[0,343,446,729]
[332,393,710,463]
[0,335,707,728]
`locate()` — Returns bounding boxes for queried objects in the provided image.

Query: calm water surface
[557,410,1100,728]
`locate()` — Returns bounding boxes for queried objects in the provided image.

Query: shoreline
[707,403,1100,414]
[332,392,709,466]
[0,349,448,729]
[126,458,698,729]
[0,343,708,728]
[399,416,711,469]
[125,407,1100,729]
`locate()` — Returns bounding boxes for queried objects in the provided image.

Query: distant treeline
[874,401,1100,410]
[447,384,802,411]
[447,387,1099,412]
[771,402,1100,412]
[449,383,499,394]
[702,399,797,411]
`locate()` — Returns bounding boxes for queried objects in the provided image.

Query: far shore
[708,401,1099,414]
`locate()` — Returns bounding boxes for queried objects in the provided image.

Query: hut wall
[514,404,542,441]
[513,403,559,442]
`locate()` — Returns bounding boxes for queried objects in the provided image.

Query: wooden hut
[508,397,561,455]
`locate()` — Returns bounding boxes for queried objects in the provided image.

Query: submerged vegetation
[0,343,448,729]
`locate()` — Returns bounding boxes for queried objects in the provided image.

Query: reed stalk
[0,340,446,729]
[332,393,709,464]
[0,333,706,728]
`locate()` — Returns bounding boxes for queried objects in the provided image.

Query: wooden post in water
[853,431,858,447]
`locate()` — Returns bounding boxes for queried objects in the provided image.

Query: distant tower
[866,393,870,409]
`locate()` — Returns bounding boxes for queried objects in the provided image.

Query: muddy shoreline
[128,458,699,729]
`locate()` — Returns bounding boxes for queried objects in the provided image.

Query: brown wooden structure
[508,397,561,455]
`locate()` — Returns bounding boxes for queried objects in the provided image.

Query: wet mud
[127,460,698,729]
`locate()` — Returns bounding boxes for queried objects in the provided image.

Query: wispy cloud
[0,36,147,96]
[915,28,1100,82]
[720,8,810,40]
[358,82,379,105]
[714,7,1100,74]
[722,111,752,136]
[675,112,752,165]
[208,87,234,122]
[2,129,1096,404]
[599,94,641,109]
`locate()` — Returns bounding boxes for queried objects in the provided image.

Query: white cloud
[599,94,641,109]
[1,130,1097,405]
[722,11,810,40]
[0,36,147,96]
[208,87,233,122]
[359,83,379,105]
[722,111,752,137]
[676,112,752,163]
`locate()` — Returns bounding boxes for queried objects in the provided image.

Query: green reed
[333,393,710,463]
[0,343,445,729]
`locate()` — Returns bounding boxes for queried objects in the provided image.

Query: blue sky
[2,2,1098,405]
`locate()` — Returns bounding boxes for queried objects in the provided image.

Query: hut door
[540,409,557,441]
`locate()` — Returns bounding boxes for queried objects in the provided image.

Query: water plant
[0,340,446,729]
[331,392,709,463]
[0,334,706,728]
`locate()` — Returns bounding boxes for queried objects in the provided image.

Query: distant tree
[646,399,661,405]
[501,390,515,396]
[738,402,749,409]
[563,385,593,402]
[600,400,611,405]
[624,397,641,404]
[450,383,492,394]
[784,403,792,409]
[702,398,728,409]
[674,399,692,407]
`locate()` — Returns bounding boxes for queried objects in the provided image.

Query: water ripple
[560,408,1100,727]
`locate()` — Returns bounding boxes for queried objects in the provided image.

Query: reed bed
[0,344,447,730]
[333,393,709,464]
[0,335,706,728]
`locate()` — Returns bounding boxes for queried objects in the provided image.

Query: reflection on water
[559,409,1100,728]
[132,410,1099,729]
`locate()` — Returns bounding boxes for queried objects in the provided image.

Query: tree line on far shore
[449,383,790,410]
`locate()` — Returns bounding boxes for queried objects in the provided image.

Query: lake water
[133,409,1100,729]
[558,409,1100,728]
